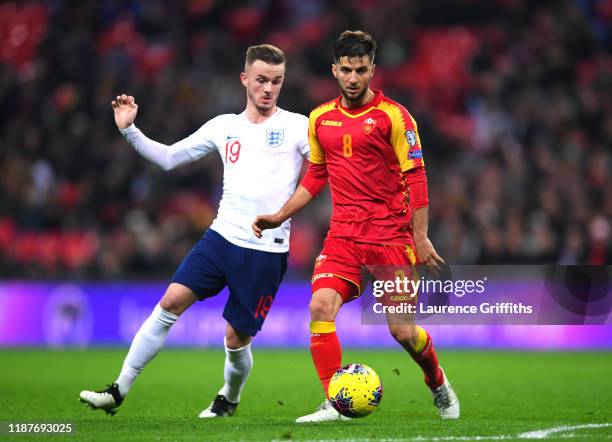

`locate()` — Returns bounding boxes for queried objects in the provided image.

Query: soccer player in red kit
[253,30,459,422]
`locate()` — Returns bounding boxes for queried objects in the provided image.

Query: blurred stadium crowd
[0,0,610,278]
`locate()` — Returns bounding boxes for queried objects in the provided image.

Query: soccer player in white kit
[79,45,309,417]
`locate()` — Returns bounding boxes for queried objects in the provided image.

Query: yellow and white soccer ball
[328,363,383,418]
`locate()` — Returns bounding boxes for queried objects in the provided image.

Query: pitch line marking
[517,423,612,439]
[287,422,612,442]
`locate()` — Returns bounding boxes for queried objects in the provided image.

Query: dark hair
[333,30,377,63]
[245,44,286,66]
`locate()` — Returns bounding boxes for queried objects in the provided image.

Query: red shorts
[311,236,417,303]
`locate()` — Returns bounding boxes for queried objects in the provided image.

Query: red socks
[410,326,444,389]
[310,321,342,397]
[309,322,443,394]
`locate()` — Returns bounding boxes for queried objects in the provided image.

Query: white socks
[115,304,178,396]
[218,338,253,404]
[114,304,252,404]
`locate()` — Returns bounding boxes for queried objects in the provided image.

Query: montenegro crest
[363,117,377,135]
[266,129,284,148]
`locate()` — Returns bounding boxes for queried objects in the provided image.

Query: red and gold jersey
[308,90,425,245]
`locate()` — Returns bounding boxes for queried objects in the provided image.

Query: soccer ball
[328,363,383,418]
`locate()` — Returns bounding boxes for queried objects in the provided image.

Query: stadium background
[0,0,610,349]
[0,2,611,440]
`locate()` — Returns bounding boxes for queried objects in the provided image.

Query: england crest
[266,129,284,148]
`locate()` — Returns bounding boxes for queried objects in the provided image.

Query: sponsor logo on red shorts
[314,254,327,268]
[312,272,335,282]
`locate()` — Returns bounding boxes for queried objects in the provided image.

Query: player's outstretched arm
[112,93,215,171]
[112,94,138,129]
[252,185,315,238]
[253,161,328,237]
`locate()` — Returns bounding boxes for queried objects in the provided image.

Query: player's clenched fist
[252,214,283,238]
[111,94,138,129]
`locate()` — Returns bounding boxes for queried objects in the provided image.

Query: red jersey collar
[335,89,384,114]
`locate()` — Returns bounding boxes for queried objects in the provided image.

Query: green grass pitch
[1,349,611,441]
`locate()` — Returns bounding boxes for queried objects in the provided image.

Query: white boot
[432,368,460,419]
[295,400,351,423]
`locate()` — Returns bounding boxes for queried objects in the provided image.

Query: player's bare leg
[296,287,350,423]
[199,324,253,418]
[79,283,196,415]
[387,322,460,419]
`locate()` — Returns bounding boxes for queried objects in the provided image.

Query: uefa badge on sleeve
[405,130,417,147]
[266,129,284,148]
[409,150,423,160]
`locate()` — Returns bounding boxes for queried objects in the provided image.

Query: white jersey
[119,107,309,253]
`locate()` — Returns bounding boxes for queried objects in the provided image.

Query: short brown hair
[333,30,377,63]
[245,44,286,66]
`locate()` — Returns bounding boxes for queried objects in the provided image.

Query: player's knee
[225,325,252,349]
[159,283,196,316]
[159,298,182,316]
[388,324,418,345]
[309,297,336,321]
[225,334,251,349]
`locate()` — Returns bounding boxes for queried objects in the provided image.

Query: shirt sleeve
[297,115,310,158]
[404,166,429,209]
[119,118,219,171]
[389,106,424,172]
[300,161,328,197]
[307,111,326,164]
